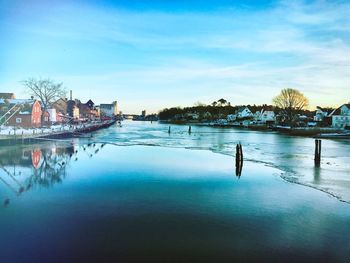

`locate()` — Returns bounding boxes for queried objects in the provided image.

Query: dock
[0,119,116,145]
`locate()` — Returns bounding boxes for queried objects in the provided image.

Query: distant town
[159,101,350,130]
[1,86,350,139]
[0,91,158,129]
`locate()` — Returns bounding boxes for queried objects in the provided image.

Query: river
[0,121,349,262]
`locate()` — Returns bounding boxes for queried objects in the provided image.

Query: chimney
[70,90,72,100]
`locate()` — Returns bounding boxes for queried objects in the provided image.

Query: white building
[47,108,57,122]
[331,104,350,128]
[314,107,330,122]
[227,114,237,122]
[259,110,275,123]
[237,107,253,119]
[100,101,118,117]
[185,112,199,120]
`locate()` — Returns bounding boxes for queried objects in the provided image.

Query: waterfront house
[236,106,253,119]
[67,99,80,120]
[86,99,95,109]
[0,93,15,99]
[79,100,99,120]
[313,106,333,127]
[227,114,237,122]
[100,101,118,117]
[0,99,42,127]
[43,108,63,125]
[330,103,350,128]
[184,112,199,120]
[254,109,276,124]
[52,98,68,115]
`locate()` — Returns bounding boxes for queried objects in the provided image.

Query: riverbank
[0,119,116,145]
[160,120,349,138]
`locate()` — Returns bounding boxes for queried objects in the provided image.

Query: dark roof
[0,93,15,99]
[238,106,250,113]
[85,99,95,109]
[330,104,350,116]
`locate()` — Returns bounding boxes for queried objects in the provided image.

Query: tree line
[159,89,312,125]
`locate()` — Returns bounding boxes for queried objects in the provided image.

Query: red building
[0,99,42,127]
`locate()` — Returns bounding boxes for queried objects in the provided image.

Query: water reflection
[0,142,105,207]
[93,121,350,202]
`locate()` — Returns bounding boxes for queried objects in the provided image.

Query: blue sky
[1,0,350,114]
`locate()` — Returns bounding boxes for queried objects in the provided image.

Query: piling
[188,126,192,134]
[235,143,244,177]
[168,126,171,134]
[314,139,322,166]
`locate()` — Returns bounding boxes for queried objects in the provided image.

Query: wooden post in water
[235,143,244,177]
[314,139,321,166]
[168,126,171,134]
[188,126,192,134]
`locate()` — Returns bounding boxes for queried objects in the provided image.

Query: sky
[0,0,350,114]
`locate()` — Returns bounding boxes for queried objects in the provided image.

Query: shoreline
[0,119,116,145]
[159,120,349,138]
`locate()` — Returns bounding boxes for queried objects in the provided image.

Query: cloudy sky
[1,0,349,113]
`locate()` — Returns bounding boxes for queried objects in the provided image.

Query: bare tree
[22,78,66,120]
[273,88,309,125]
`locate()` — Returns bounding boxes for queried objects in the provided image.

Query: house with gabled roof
[0,93,15,99]
[0,99,42,127]
[236,106,253,119]
[330,103,350,128]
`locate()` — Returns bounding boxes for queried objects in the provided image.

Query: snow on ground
[0,121,106,136]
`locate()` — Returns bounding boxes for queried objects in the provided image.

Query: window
[16,118,22,123]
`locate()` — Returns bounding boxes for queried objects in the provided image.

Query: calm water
[1,121,350,262]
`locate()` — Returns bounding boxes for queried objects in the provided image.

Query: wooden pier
[0,119,116,145]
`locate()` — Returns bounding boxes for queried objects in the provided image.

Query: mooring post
[239,143,243,163]
[239,143,243,176]
[188,126,192,134]
[314,139,321,166]
[168,126,171,134]
[236,144,240,176]
[236,144,240,166]
[236,143,244,177]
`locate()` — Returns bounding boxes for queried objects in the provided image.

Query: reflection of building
[0,143,105,207]
[100,101,118,117]
[31,149,42,169]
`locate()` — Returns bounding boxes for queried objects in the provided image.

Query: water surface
[1,135,350,262]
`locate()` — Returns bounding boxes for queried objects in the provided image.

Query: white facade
[332,104,350,128]
[47,109,57,122]
[100,101,118,117]
[237,107,253,119]
[185,113,199,120]
[72,106,80,119]
[255,110,275,123]
[227,114,237,122]
[314,108,328,122]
